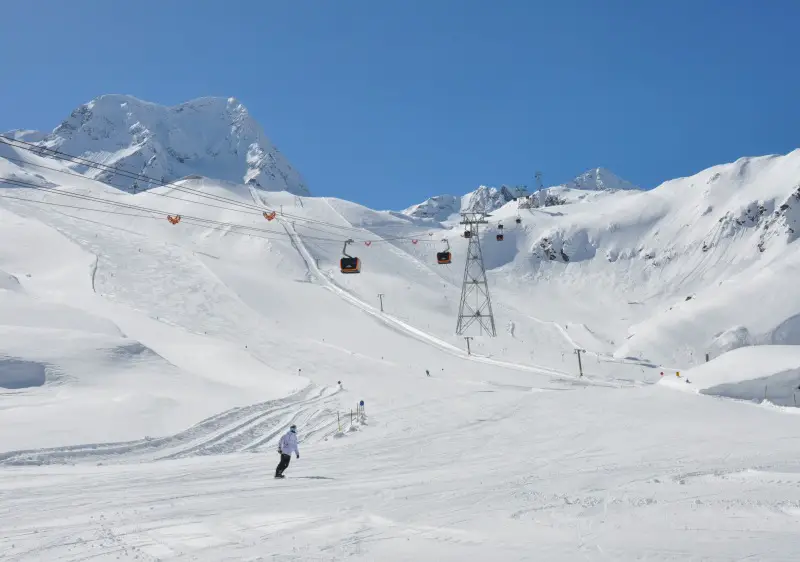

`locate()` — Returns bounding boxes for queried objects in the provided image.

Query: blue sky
[2,0,798,209]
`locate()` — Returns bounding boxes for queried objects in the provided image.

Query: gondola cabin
[515,217,522,224]
[496,234,504,241]
[340,256,361,274]
[436,251,452,265]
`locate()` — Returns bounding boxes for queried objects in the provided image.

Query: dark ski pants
[275,453,291,476]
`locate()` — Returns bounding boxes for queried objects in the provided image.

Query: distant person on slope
[275,424,299,479]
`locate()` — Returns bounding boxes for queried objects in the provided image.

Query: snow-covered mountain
[402,194,461,221]
[462,185,517,214]
[3,129,47,143]
[563,167,641,191]
[395,153,800,366]
[2,100,798,368]
[403,169,637,221]
[403,185,520,220]
[5,95,309,196]
[3,97,800,559]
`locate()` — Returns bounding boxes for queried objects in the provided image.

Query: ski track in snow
[0,384,343,466]
[4,387,800,561]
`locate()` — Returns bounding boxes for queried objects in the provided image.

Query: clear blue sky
[2,1,798,209]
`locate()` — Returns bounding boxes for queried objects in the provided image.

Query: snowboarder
[275,424,299,479]
[426,370,430,377]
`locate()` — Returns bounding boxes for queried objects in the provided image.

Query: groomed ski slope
[2,144,800,559]
[4,380,800,560]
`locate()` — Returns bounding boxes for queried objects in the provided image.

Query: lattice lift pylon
[455,212,497,337]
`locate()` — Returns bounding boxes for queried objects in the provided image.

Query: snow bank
[660,345,800,406]
[0,290,122,336]
[617,249,800,365]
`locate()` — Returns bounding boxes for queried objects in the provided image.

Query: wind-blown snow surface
[5,95,309,196]
[2,132,800,559]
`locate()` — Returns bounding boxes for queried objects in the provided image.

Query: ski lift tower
[456,211,497,337]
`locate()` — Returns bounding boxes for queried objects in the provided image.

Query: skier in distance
[275,424,299,479]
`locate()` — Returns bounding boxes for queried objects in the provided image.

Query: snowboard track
[0,384,344,466]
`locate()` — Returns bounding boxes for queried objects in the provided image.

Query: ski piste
[2,94,800,560]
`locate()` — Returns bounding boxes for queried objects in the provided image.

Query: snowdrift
[660,345,800,407]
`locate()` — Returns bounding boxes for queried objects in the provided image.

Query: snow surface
[661,345,800,407]
[1,109,800,559]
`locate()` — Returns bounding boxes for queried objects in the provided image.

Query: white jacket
[279,430,299,456]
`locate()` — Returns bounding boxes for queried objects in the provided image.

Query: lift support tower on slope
[456,212,497,337]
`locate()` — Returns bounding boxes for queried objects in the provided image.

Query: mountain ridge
[402,167,639,220]
[564,167,640,192]
[4,94,310,196]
